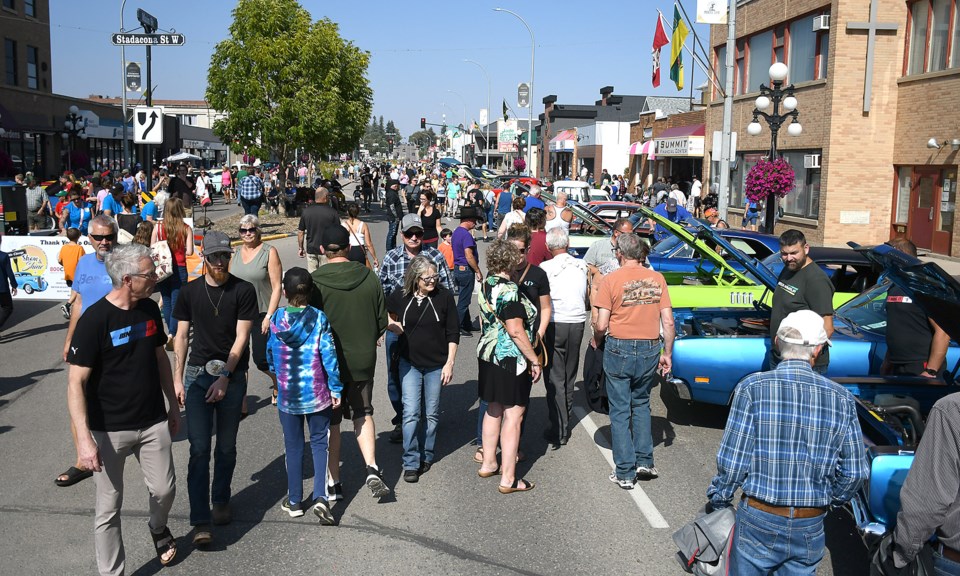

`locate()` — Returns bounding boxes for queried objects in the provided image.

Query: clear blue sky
[50,0,713,139]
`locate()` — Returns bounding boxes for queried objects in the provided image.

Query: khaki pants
[306,253,329,273]
[92,420,176,576]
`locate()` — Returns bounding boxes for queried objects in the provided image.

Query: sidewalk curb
[229,232,294,247]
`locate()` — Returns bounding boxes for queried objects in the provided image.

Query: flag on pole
[669,4,689,91]
[502,99,509,121]
[652,13,670,88]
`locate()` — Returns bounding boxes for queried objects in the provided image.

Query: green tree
[206,0,371,194]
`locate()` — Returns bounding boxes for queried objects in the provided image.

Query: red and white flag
[652,13,670,88]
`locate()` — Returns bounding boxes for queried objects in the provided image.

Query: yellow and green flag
[669,4,688,91]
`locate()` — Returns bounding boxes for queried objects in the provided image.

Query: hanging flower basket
[744,158,794,203]
[513,157,526,174]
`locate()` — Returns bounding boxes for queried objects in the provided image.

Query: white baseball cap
[777,310,830,346]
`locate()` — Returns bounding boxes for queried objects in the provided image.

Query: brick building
[705,0,960,255]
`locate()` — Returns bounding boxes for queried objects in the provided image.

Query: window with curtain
[780,151,821,219]
[895,167,911,223]
[735,41,746,95]
[26,45,36,89]
[24,0,33,17]
[908,1,930,74]
[789,17,818,82]
[818,31,830,78]
[748,31,773,91]
[929,0,951,71]
[715,45,727,96]
[953,4,960,67]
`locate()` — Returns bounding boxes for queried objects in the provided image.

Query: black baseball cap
[666,197,678,213]
[322,225,350,250]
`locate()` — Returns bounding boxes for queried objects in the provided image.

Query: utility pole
[139,8,156,192]
[717,0,737,220]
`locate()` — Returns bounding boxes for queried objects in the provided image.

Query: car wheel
[23,284,33,294]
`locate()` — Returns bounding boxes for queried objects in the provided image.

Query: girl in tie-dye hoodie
[267,268,342,524]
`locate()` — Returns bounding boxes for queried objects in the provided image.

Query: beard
[209,268,230,284]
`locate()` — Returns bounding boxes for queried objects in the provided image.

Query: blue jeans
[453,269,475,332]
[158,265,187,337]
[386,218,399,252]
[384,330,403,425]
[239,196,262,216]
[934,550,960,575]
[184,365,248,526]
[731,499,825,575]
[485,206,495,230]
[603,336,660,480]
[277,408,331,506]
[399,359,443,470]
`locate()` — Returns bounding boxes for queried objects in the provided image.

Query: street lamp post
[463,59,491,168]
[494,7,534,177]
[61,105,88,172]
[745,62,802,234]
[120,0,130,170]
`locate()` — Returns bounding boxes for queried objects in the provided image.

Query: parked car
[583,201,654,237]
[665,243,960,406]
[15,272,48,294]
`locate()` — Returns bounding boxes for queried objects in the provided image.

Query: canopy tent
[163,151,202,162]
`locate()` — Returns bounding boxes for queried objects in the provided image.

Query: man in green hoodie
[311,225,390,501]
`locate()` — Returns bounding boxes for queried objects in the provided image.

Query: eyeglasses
[419,274,440,283]
[90,233,117,242]
[205,253,231,262]
[403,230,423,239]
[129,271,159,281]
[238,227,257,235]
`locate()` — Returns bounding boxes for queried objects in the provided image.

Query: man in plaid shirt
[237,166,265,216]
[378,213,454,441]
[707,310,868,575]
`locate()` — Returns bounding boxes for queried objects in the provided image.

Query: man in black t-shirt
[768,229,835,372]
[385,180,404,252]
[883,238,950,377]
[167,164,196,213]
[360,168,374,212]
[172,230,258,546]
[67,244,181,573]
[297,187,340,272]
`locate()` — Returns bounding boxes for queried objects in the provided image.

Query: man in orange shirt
[592,232,675,490]
[58,227,87,319]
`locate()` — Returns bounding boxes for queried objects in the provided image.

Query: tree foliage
[361,115,403,154]
[206,0,372,165]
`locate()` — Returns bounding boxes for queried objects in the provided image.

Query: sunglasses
[403,230,423,239]
[238,227,257,234]
[419,274,440,283]
[129,271,159,281]
[205,253,231,262]
[90,233,117,242]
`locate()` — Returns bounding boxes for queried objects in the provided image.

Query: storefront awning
[628,141,655,158]
[658,124,706,139]
[655,124,706,157]
[549,129,575,152]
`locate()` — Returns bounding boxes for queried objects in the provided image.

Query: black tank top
[421,208,440,243]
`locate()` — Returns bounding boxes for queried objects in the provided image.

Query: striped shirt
[378,245,453,298]
[707,359,868,509]
[894,392,960,562]
[237,175,264,201]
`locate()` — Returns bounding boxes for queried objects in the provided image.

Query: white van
[552,181,610,204]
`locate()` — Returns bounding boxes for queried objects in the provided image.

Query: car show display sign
[498,120,518,153]
[1,235,93,301]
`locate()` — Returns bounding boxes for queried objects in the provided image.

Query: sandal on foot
[473,447,484,464]
[192,525,213,546]
[478,465,501,478]
[498,478,535,494]
[56,466,93,487]
[271,388,278,406]
[151,526,177,566]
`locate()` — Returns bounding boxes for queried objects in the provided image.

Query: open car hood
[540,190,613,234]
[692,223,780,289]
[639,206,754,285]
[852,242,960,343]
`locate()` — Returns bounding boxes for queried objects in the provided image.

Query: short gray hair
[402,255,438,296]
[529,184,541,196]
[90,214,118,234]
[545,227,569,251]
[239,214,260,236]
[104,243,152,288]
[776,326,816,361]
[616,233,649,262]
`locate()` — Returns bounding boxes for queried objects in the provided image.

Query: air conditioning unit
[804,154,821,169]
[813,14,830,32]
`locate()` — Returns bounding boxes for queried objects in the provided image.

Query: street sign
[518,83,530,108]
[137,8,158,33]
[125,62,141,92]
[133,106,163,144]
[111,33,186,46]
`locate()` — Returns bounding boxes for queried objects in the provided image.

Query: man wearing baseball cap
[704,208,728,229]
[650,196,693,242]
[173,230,259,546]
[707,309,868,574]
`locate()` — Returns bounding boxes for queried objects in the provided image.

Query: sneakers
[365,465,390,498]
[636,466,660,481]
[403,469,419,483]
[327,482,343,504]
[389,424,402,444]
[60,303,71,320]
[192,524,213,546]
[164,336,174,351]
[280,499,304,518]
[211,503,232,525]
[609,473,635,490]
[312,499,336,526]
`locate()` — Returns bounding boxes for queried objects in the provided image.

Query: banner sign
[655,136,705,157]
[1,235,94,301]
[696,0,728,24]
[498,120,518,153]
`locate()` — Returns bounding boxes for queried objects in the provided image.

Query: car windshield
[835,280,891,336]
[652,236,683,256]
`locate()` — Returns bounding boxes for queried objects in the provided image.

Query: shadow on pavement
[0,367,63,397]
[659,384,730,431]
[0,322,68,344]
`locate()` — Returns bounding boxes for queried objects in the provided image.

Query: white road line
[573,405,670,529]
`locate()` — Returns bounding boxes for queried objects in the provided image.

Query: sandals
[151,526,177,565]
[498,478,535,494]
[473,447,484,464]
[55,466,93,487]
[271,386,278,406]
[478,465,501,478]
[192,524,213,546]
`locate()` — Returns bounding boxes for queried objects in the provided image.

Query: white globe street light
[747,122,763,136]
[787,122,803,137]
[754,96,771,110]
[782,96,798,111]
[769,62,788,82]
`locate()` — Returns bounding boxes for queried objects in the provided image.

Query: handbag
[151,225,174,281]
[479,276,549,370]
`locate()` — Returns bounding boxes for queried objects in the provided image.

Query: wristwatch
[922,367,938,376]
[220,368,232,379]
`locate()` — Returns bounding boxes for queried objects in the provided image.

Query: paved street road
[0,205,870,575]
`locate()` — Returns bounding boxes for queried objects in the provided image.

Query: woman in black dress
[476,239,541,494]
[417,190,442,247]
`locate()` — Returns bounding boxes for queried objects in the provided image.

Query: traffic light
[420,117,426,129]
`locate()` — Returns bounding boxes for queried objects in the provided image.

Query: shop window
[26,45,36,89]
[748,31,773,91]
[4,38,16,86]
[895,167,912,223]
[789,17,818,82]
[729,151,822,220]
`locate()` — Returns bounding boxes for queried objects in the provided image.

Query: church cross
[846,0,899,113]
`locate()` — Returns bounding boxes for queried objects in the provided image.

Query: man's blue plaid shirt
[707,359,869,509]
[238,175,264,200]
[378,245,454,297]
